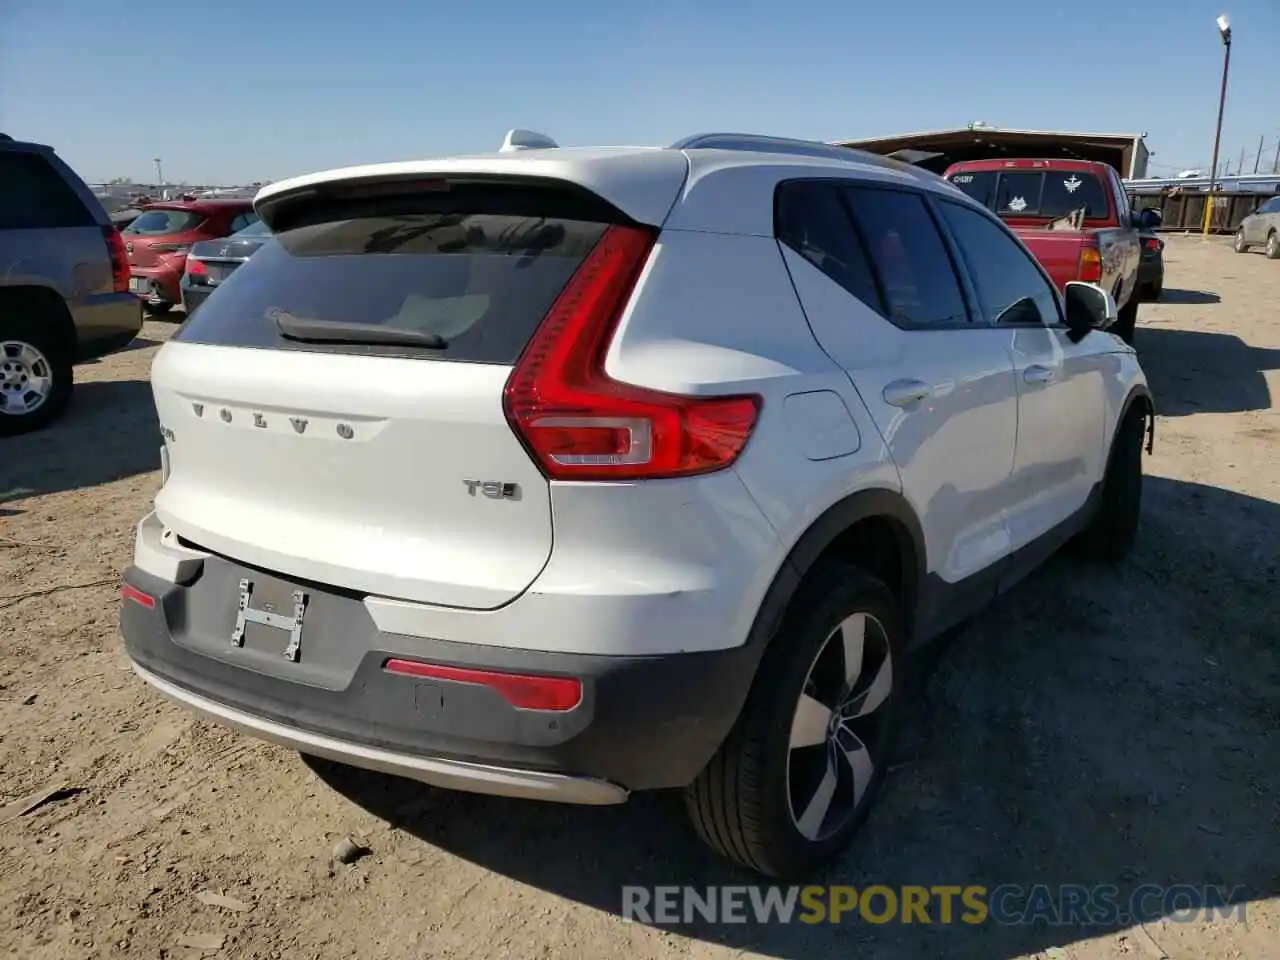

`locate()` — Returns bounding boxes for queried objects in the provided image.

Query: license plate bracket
[231,578,308,662]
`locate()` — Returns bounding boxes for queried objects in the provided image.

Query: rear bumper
[180,283,212,316]
[130,263,182,304]
[119,549,759,798]
[70,292,144,362]
[131,661,627,804]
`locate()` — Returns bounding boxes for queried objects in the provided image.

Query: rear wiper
[272,310,447,348]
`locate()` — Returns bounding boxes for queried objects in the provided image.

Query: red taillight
[1078,246,1103,283]
[104,227,129,293]
[503,224,761,481]
[1145,238,1162,251]
[185,258,208,277]
[383,658,582,712]
[121,583,156,609]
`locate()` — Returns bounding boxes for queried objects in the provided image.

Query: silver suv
[0,134,142,436]
[121,131,1152,878]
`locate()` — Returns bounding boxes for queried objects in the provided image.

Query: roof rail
[669,132,865,164]
[499,129,559,152]
[669,132,951,184]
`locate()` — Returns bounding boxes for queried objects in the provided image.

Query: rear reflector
[383,658,583,712]
[121,583,156,609]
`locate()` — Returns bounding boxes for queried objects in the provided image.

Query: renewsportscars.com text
[622,884,1248,926]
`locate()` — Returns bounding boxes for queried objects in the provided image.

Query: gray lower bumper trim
[131,663,630,806]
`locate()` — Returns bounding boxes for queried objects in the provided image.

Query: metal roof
[830,126,1146,147]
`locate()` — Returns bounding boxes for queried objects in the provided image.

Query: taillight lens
[1078,246,1103,283]
[503,225,761,482]
[1145,237,1162,252]
[103,227,129,293]
[185,257,209,277]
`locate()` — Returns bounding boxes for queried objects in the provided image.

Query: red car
[123,199,258,315]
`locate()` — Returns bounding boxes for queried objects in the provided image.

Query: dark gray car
[1234,196,1280,258]
[180,218,271,317]
[0,134,143,435]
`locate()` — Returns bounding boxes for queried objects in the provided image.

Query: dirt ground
[2,235,1277,960]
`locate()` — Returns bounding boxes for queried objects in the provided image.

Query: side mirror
[1132,208,1162,230]
[1063,282,1117,342]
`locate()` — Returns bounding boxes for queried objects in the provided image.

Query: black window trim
[932,195,1067,329]
[948,167,1117,225]
[773,176,979,332]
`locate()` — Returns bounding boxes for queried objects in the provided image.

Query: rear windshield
[174,194,612,364]
[125,209,206,235]
[947,169,1111,220]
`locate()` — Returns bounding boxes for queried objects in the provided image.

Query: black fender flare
[1120,383,1155,454]
[739,486,926,669]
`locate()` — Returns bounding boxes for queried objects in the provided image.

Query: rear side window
[175,186,613,364]
[775,181,881,310]
[841,187,969,328]
[125,210,206,235]
[0,151,97,230]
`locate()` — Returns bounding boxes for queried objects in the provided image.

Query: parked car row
[121,198,259,315]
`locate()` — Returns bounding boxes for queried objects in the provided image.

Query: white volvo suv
[120,131,1153,879]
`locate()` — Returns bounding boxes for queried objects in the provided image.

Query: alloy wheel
[786,611,893,842]
[0,340,54,416]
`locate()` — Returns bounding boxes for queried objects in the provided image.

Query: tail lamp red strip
[121,583,156,609]
[383,658,582,712]
[1078,246,1103,284]
[104,227,130,293]
[502,224,761,481]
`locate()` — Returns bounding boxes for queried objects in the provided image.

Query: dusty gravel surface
[1,236,1277,960]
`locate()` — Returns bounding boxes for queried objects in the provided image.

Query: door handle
[1023,364,1056,385]
[882,379,934,407]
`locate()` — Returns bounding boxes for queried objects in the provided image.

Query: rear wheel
[1111,296,1138,345]
[1267,231,1280,260]
[0,313,74,437]
[1073,404,1145,564]
[1234,229,1249,253]
[684,565,902,879]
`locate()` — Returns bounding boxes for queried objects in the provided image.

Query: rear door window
[841,187,970,328]
[125,210,206,235]
[0,151,97,230]
[175,185,613,364]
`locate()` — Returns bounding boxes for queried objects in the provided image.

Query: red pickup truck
[942,158,1144,344]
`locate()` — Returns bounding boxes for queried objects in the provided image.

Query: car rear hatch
[124,206,206,267]
[186,231,269,288]
[152,159,688,609]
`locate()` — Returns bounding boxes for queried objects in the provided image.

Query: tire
[684,564,903,879]
[1267,231,1280,260]
[0,311,74,437]
[1111,296,1138,345]
[1073,404,1145,564]
[1147,279,1162,302]
[143,301,173,316]
[1234,229,1249,253]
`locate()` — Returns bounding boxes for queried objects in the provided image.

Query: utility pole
[1254,135,1265,173]
[1237,145,1246,176]
[1202,15,1232,236]
[1274,137,1280,174]
[153,158,163,184]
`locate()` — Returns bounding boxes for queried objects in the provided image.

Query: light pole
[154,157,164,185]
[1202,14,1232,237]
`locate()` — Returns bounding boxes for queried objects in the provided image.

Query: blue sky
[1,0,1274,184]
